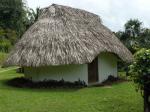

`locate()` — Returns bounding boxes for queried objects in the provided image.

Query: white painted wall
[24,64,88,84]
[24,53,117,85]
[98,53,118,83]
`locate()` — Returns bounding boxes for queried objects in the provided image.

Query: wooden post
[144,85,150,112]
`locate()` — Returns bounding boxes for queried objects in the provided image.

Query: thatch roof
[4,4,133,67]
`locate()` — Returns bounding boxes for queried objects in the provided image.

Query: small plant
[129,48,150,92]
[6,77,87,88]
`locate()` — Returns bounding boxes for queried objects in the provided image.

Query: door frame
[88,57,99,84]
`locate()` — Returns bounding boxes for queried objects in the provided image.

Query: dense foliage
[116,19,150,54]
[0,0,27,36]
[116,19,150,74]
[129,49,150,91]
[0,0,40,52]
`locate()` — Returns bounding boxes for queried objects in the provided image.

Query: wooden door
[88,57,98,83]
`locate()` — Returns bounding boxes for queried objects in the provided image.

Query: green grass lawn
[0,68,143,112]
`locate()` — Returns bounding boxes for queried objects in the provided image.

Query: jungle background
[0,0,150,71]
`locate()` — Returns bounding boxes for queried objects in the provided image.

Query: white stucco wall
[24,53,117,85]
[98,53,118,83]
[24,64,88,84]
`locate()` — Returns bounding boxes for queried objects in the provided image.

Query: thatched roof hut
[3,4,133,85]
[4,4,132,67]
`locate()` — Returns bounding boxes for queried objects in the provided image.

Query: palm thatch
[4,4,133,67]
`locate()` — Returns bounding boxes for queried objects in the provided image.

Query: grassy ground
[0,68,143,112]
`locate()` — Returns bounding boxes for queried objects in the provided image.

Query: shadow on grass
[1,77,86,92]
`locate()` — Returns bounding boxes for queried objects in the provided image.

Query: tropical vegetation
[0,0,39,52]
[129,49,150,91]
[0,0,149,111]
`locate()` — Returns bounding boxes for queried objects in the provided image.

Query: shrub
[0,28,17,45]
[6,77,87,88]
[0,28,17,53]
[129,48,150,92]
[0,52,8,65]
[0,39,12,52]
